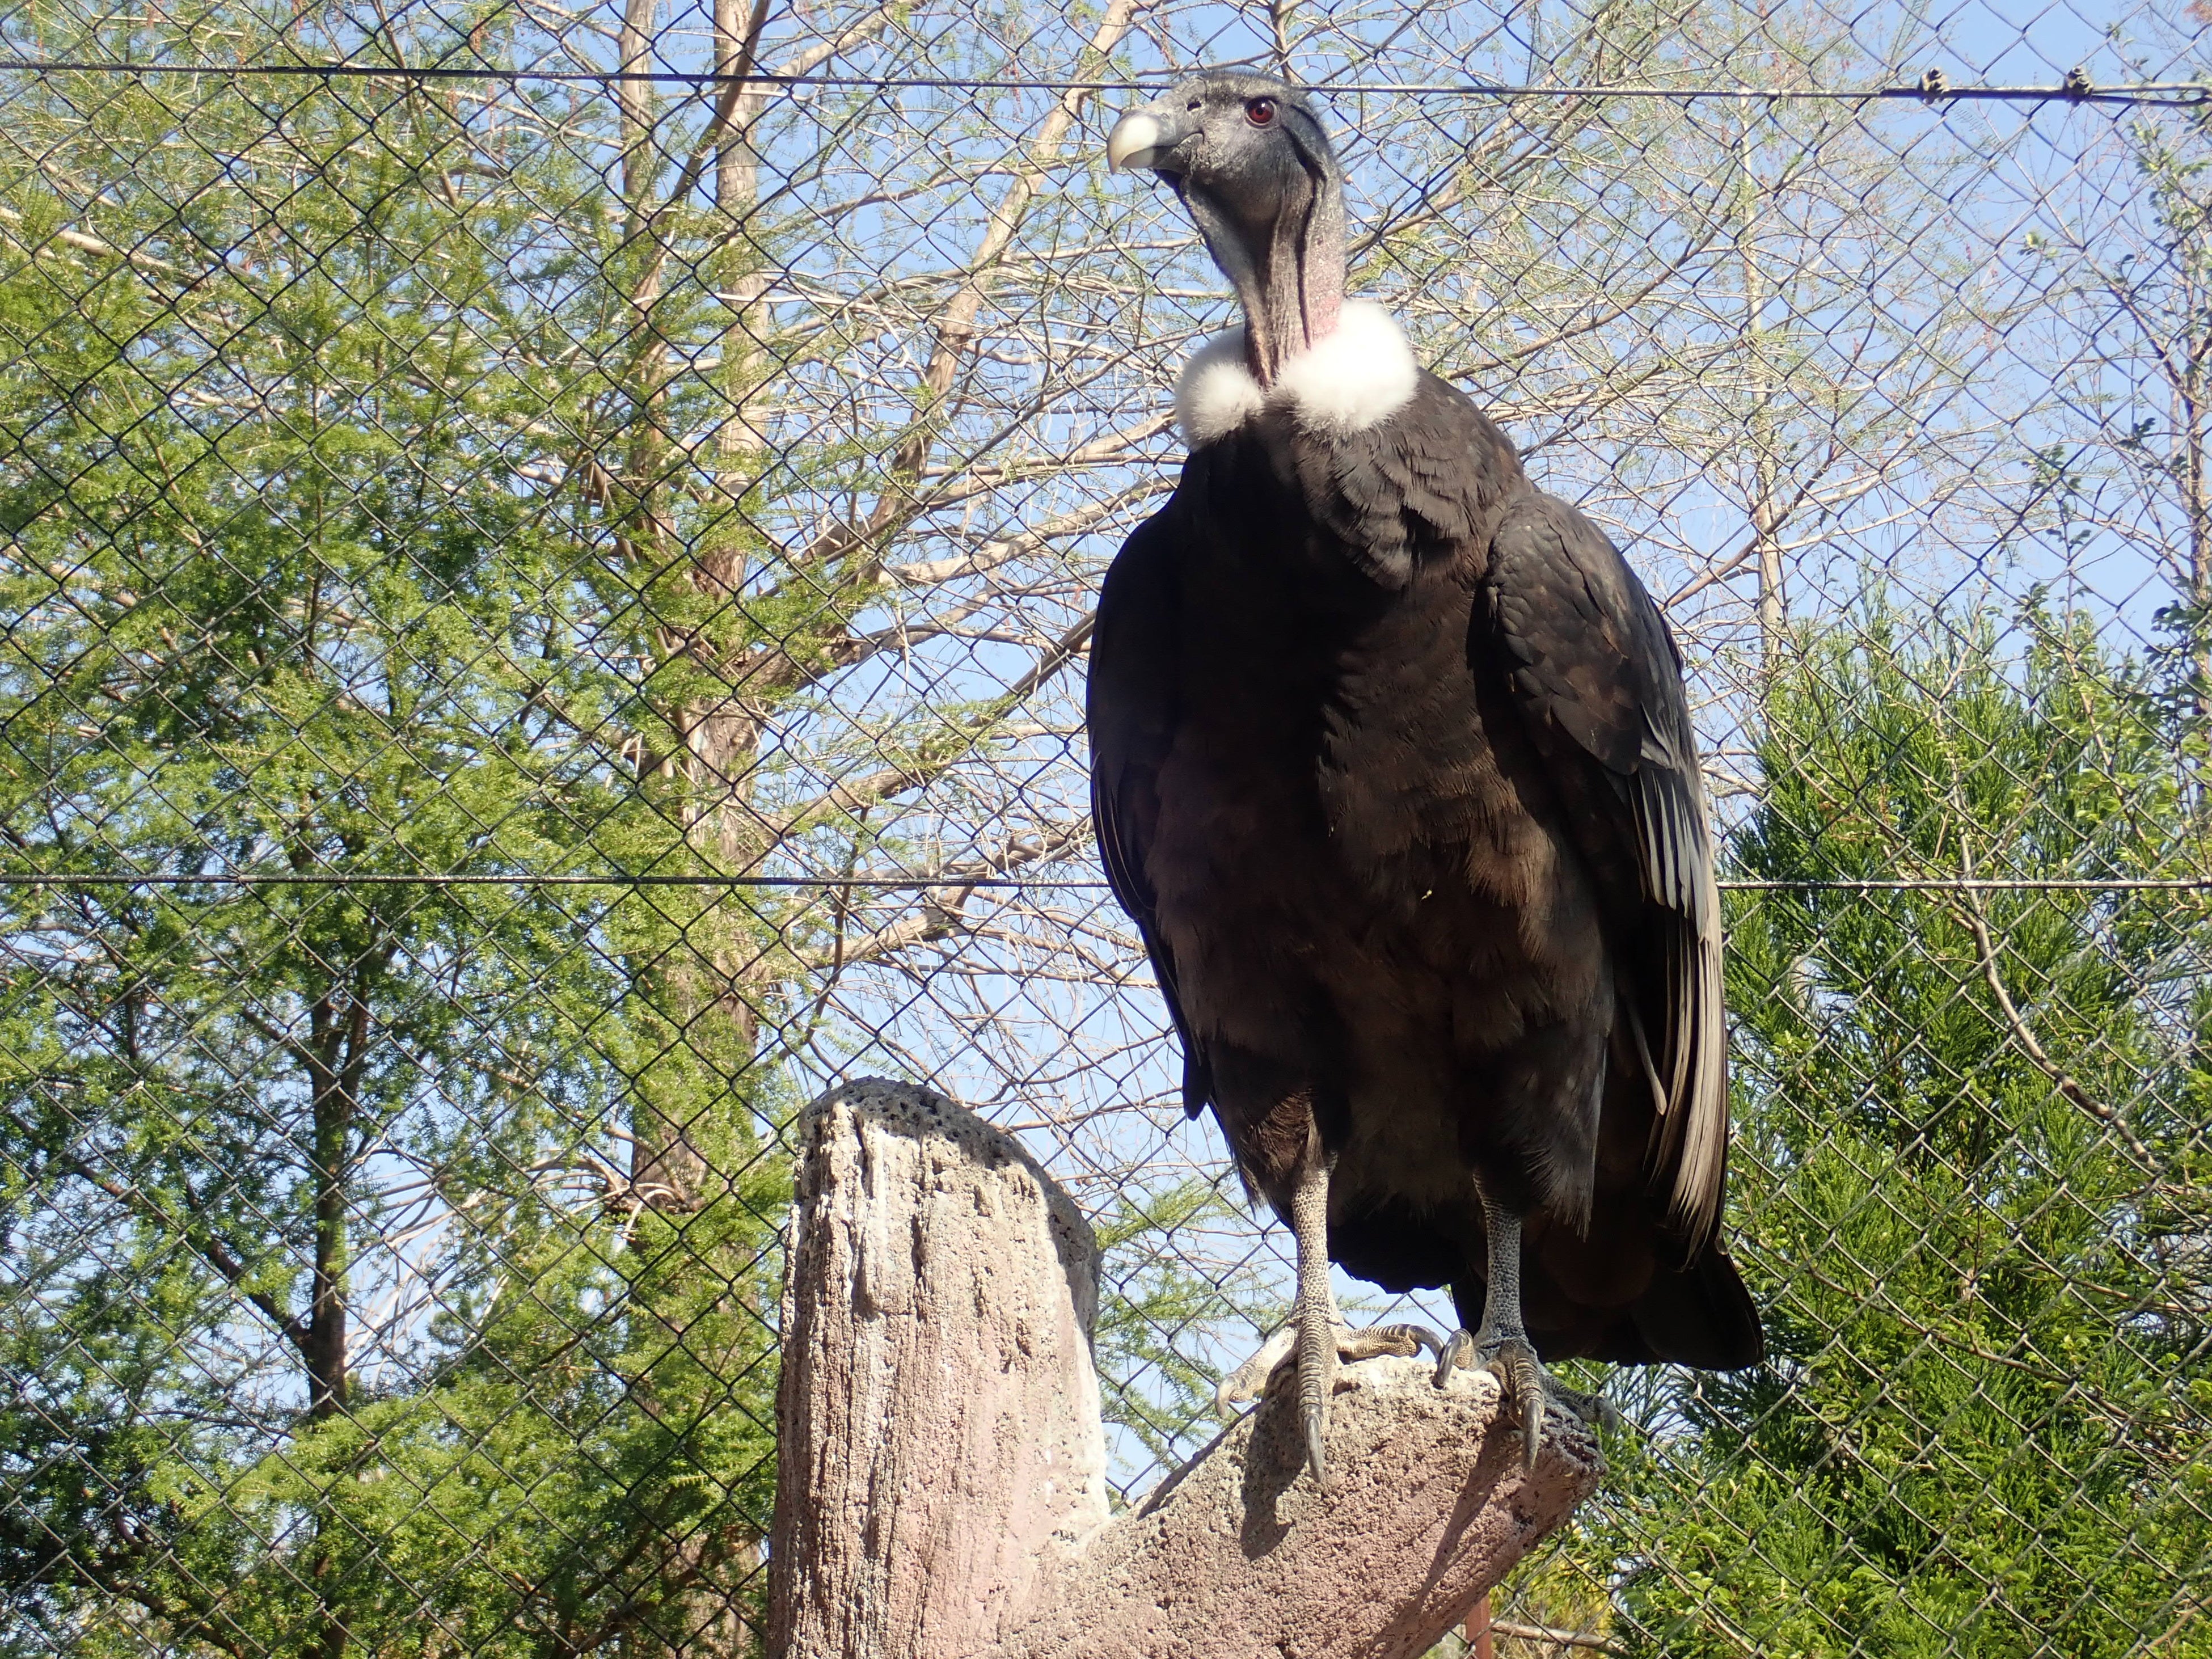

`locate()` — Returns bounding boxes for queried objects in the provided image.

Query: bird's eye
[1245,96,1277,126]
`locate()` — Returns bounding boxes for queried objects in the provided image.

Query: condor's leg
[1434,1189,1611,1470]
[1215,1150,1442,1485]
[1288,1150,1339,1483]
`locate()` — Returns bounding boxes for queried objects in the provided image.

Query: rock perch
[768,1079,1603,1659]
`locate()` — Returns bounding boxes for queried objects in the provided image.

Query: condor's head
[1108,73,1348,388]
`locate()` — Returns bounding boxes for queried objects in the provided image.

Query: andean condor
[1090,71,1763,1483]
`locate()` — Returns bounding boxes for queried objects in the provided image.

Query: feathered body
[1090,309,1759,1369]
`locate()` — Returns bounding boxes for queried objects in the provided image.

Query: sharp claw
[1382,1321,1447,1362]
[1433,1327,1475,1388]
[1303,1401,1328,1487]
[1493,1338,1546,1472]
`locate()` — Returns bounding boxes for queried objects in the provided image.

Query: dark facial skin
[1109,73,1348,385]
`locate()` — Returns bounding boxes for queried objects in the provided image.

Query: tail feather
[1627,1243,1763,1370]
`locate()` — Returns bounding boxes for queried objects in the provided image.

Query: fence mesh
[3,0,2209,1652]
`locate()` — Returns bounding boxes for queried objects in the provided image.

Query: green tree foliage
[1585,609,2212,1657]
[0,0,1213,1644]
[1090,1180,1289,1471]
[0,14,789,1653]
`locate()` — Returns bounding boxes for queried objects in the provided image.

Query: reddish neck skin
[1240,189,1346,386]
[1302,264,1344,352]
[1244,261,1341,385]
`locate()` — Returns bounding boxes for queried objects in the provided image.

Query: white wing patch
[1173,301,1420,448]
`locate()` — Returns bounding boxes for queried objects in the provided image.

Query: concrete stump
[768,1079,1603,1659]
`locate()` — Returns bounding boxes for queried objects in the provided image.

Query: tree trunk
[770,1079,1605,1659]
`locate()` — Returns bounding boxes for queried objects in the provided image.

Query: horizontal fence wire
[5,0,2211,1655]
[0,60,2201,102]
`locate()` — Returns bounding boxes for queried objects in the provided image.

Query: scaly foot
[1215,1319,1446,1416]
[1260,1150,1449,1484]
[1433,1327,1618,1470]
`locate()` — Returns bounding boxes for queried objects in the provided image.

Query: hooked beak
[1107,104,1185,173]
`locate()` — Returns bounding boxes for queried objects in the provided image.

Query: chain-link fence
[3,0,2208,1651]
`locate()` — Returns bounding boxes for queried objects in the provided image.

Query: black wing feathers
[1480,493,1729,1251]
[1087,510,1213,1116]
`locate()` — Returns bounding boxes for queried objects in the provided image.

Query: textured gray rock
[767,1079,1111,1658]
[993,1358,1601,1659]
[768,1078,1602,1659]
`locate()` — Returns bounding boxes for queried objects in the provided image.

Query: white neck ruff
[1172,299,1420,448]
